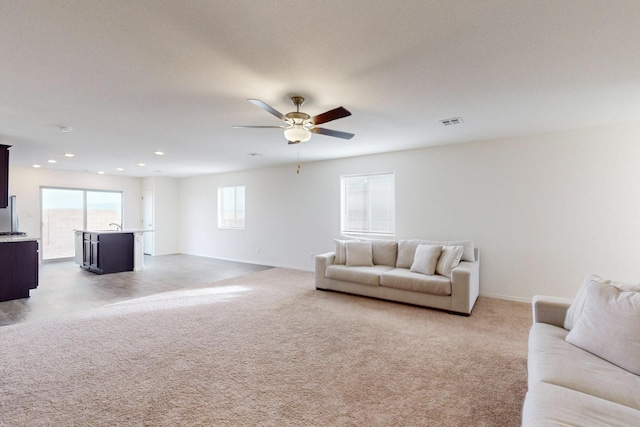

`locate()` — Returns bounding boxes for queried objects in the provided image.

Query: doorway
[142,188,154,255]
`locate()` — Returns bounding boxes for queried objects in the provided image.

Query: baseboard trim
[479,292,531,304]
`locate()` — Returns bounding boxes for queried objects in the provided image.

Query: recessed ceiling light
[98,171,105,175]
[59,126,73,133]
[32,164,41,168]
[64,153,75,157]
[154,151,165,156]
[116,167,124,171]
[47,159,57,164]
[138,163,146,167]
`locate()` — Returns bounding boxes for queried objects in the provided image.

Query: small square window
[218,185,245,229]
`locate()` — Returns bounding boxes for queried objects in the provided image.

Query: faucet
[109,222,122,231]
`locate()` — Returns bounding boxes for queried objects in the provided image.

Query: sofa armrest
[531,295,572,327]
[315,252,335,289]
[450,257,480,315]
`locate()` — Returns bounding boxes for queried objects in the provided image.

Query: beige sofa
[315,239,479,315]
[523,274,640,426]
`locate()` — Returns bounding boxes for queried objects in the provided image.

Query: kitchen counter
[0,235,39,243]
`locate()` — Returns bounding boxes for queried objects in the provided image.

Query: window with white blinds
[217,185,245,229]
[340,172,395,235]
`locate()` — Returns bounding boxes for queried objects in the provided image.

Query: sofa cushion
[565,282,640,375]
[528,322,640,410]
[370,239,398,267]
[380,269,451,296]
[410,244,442,275]
[435,245,464,278]
[345,241,374,267]
[564,273,640,330]
[325,265,393,286]
[522,382,640,427]
[396,240,427,268]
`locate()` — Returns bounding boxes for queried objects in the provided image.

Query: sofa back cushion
[370,239,398,267]
[345,241,374,267]
[424,240,475,262]
[397,240,423,268]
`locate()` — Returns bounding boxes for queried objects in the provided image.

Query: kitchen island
[0,235,39,301]
[74,229,151,274]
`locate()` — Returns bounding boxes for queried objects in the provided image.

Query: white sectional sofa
[315,239,479,315]
[523,274,640,426]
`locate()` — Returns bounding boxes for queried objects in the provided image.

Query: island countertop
[73,229,153,234]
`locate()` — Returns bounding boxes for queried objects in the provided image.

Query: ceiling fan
[233,96,354,144]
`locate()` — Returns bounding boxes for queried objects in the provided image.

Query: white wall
[8,166,143,237]
[179,120,640,301]
[142,177,180,256]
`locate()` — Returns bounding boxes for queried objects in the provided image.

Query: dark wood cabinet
[0,144,10,208]
[0,240,39,302]
[83,234,91,267]
[81,232,134,274]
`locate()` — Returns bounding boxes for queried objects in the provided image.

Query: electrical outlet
[256,247,260,254]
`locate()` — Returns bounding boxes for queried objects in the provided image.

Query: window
[341,172,395,235]
[218,185,245,229]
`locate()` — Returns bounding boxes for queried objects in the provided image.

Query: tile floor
[0,254,272,326]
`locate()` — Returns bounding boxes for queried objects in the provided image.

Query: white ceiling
[2,1,640,178]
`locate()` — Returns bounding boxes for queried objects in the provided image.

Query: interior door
[142,188,153,255]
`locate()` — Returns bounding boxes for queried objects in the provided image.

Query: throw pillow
[333,239,349,265]
[564,274,640,330]
[435,245,464,278]
[410,244,442,275]
[345,241,374,267]
[565,282,640,375]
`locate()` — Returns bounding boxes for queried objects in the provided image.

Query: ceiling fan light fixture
[237,96,353,142]
[284,126,311,143]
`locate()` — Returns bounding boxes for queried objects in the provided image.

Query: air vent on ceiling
[439,117,464,126]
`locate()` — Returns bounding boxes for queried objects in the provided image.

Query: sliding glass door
[86,191,123,231]
[41,189,84,260]
[41,188,123,260]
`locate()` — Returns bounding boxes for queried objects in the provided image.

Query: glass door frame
[40,186,124,261]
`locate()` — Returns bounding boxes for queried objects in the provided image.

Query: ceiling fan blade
[247,99,288,122]
[232,125,286,129]
[310,106,351,125]
[310,127,355,140]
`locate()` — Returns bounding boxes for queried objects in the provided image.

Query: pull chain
[296,144,301,174]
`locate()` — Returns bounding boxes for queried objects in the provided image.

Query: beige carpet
[0,268,531,426]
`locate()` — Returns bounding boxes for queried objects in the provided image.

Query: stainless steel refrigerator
[0,195,19,233]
